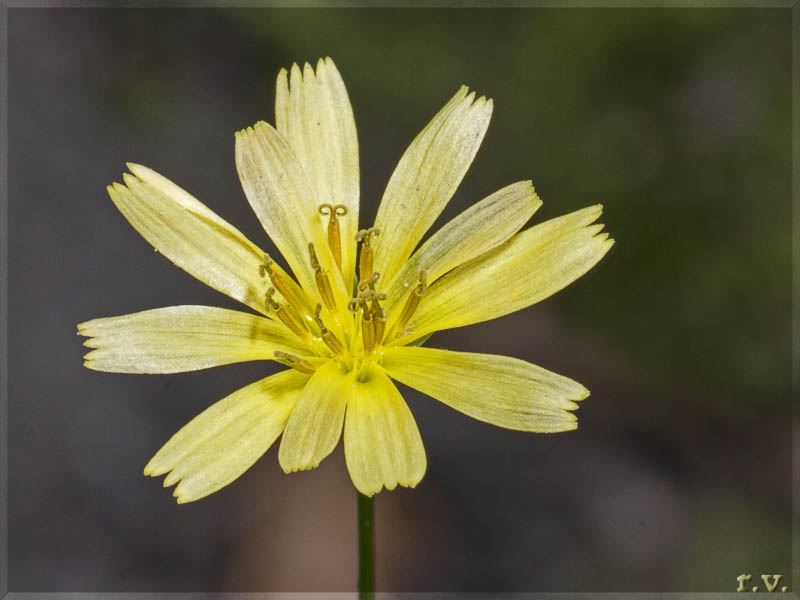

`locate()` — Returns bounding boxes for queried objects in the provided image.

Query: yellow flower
[78,57,613,503]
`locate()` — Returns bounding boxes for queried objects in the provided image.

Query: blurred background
[7,6,793,593]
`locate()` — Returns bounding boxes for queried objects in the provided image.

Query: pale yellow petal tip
[106,183,125,204]
[125,162,147,175]
[173,485,211,504]
[355,477,422,497]
[575,386,591,402]
[400,478,423,490]
[352,479,381,496]
[83,355,110,371]
[143,459,167,477]
[277,67,289,86]
[234,121,263,138]
[463,91,493,112]
[123,173,147,192]
[321,56,338,72]
[355,483,384,497]
[280,462,319,474]
[145,466,198,503]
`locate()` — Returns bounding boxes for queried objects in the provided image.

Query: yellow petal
[383,181,541,312]
[396,205,613,343]
[108,169,282,316]
[344,367,426,496]
[278,359,351,472]
[127,163,240,230]
[372,86,493,284]
[145,369,308,503]
[235,122,349,307]
[276,58,360,286]
[381,346,587,432]
[78,305,309,374]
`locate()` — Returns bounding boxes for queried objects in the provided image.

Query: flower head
[78,58,613,502]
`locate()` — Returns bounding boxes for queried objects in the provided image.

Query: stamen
[264,287,279,312]
[319,204,347,271]
[372,304,386,344]
[347,293,377,354]
[394,270,428,338]
[347,298,363,314]
[358,287,387,345]
[356,227,380,281]
[416,270,428,294]
[314,304,345,356]
[260,254,308,317]
[360,299,376,354]
[274,351,317,375]
[308,243,337,312]
[266,288,310,341]
[313,303,325,330]
[357,271,380,293]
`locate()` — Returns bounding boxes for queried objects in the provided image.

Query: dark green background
[8,6,792,592]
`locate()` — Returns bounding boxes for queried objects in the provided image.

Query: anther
[360,287,387,345]
[361,299,376,354]
[266,288,310,341]
[394,270,428,338]
[313,303,326,332]
[274,351,317,375]
[258,254,272,278]
[308,243,337,312]
[416,270,428,295]
[319,204,347,271]
[314,303,345,356]
[356,227,380,281]
[372,304,386,344]
[264,287,280,312]
[260,254,308,318]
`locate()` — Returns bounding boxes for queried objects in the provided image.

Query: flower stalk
[358,492,374,599]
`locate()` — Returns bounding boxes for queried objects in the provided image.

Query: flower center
[263,206,429,376]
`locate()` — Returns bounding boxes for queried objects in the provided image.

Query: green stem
[357,492,374,599]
